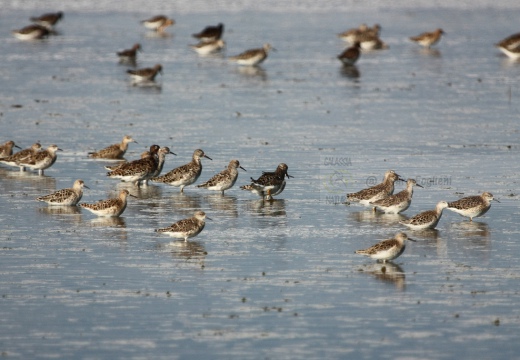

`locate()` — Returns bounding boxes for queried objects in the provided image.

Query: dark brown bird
[127,64,162,83]
[192,23,224,42]
[117,43,141,62]
[241,163,292,199]
[338,42,361,66]
[30,11,63,29]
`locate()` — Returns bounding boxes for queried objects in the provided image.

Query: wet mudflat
[1,4,520,359]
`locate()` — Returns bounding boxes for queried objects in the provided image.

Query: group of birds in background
[336,22,520,67]
[346,170,498,262]
[11,11,520,84]
[336,24,445,66]
[116,15,274,83]
[11,11,275,87]
[0,136,293,242]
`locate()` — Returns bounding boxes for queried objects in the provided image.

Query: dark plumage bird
[496,33,520,59]
[338,42,361,66]
[192,23,224,42]
[12,24,50,40]
[241,163,292,200]
[117,43,141,63]
[127,64,162,83]
[30,11,63,29]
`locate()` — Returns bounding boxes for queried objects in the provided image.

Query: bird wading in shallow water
[347,170,403,206]
[79,189,136,217]
[155,211,210,241]
[446,192,498,221]
[141,15,175,32]
[16,144,62,176]
[198,159,246,195]
[0,143,42,171]
[355,232,415,263]
[107,145,161,187]
[127,64,162,84]
[370,178,423,214]
[36,179,89,206]
[410,28,445,48]
[338,42,361,66]
[89,135,137,160]
[29,11,63,29]
[400,201,449,230]
[229,44,274,66]
[240,163,292,200]
[151,149,212,192]
[192,23,224,42]
[12,24,50,40]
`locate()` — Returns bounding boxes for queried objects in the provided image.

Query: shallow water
[1,4,520,359]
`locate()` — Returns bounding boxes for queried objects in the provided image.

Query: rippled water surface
[1,4,520,359]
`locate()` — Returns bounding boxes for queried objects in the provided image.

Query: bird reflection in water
[451,220,490,238]
[123,183,163,200]
[236,66,267,80]
[448,221,491,263]
[340,64,360,79]
[156,240,207,267]
[359,262,406,291]
[349,210,405,226]
[84,217,128,244]
[39,205,81,216]
[169,192,203,213]
[170,240,207,258]
[0,168,56,193]
[245,198,286,217]
[406,228,440,241]
[205,194,238,218]
[417,47,442,58]
[88,216,127,228]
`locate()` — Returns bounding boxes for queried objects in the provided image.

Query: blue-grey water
[1,4,520,359]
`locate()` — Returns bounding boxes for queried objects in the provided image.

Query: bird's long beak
[239,166,246,171]
[204,155,212,160]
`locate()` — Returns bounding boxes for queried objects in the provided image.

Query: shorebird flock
[0,136,292,243]
[5,12,505,261]
[0,137,499,262]
[347,170,499,262]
